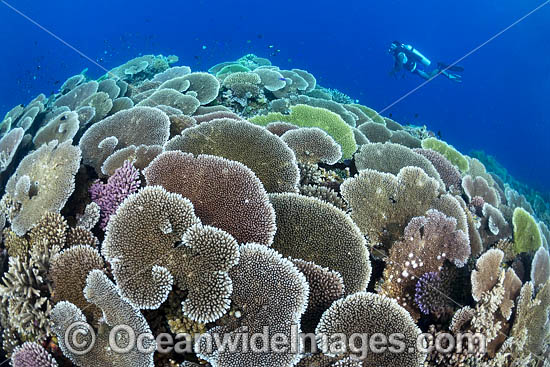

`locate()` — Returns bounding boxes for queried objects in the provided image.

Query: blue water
[1,0,549,191]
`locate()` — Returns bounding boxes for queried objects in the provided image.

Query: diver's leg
[414,68,431,80]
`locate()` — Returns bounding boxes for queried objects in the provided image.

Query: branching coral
[66,227,99,249]
[281,127,342,164]
[28,212,68,248]
[144,151,276,246]
[470,248,521,321]
[508,280,550,358]
[197,243,308,367]
[78,106,170,174]
[89,160,141,230]
[2,140,81,236]
[0,255,54,342]
[315,292,426,366]
[11,341,58,367]
[414,271,453,317]
[381,209,470,318]
[165,118,299,193]
[471,249,504,302]
[250,104,357,159]
[269,193,371,294]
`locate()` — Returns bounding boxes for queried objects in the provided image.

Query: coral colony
[0,53,549,367]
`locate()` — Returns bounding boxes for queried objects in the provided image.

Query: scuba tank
[403,44,431,67]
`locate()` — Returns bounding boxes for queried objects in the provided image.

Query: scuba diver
[388,41,463,82]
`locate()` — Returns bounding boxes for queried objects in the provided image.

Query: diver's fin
[437,62,464,72]
[440,69,462,82]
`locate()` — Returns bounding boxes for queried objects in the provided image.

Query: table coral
[2,140,81,236]
[144,151,276,246]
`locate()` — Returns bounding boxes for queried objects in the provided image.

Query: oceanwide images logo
[63,322,487,360]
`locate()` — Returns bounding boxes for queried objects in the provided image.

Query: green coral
[349,103,385,124]
[421,137,469,173]
[216,64,251,77]
[512,207,542,254]
[250,104,357,159]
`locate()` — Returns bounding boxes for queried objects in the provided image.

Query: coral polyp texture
[165,117,300,193]
[144,151,276,246]
[102,185,201,309]
[315,292,426,366]
[0,53,548,367]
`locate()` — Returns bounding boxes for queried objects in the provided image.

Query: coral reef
[281,127,342,164]
[381,209,470,319]
[250,104,357,159]
[89,159,141,230]
[144,151,276,246]
[166,118,299,193]
[421,137,469,173]
[0,53,548,367]
[512,207,542,254]
[78,106,170,174]
[1,140,80,236]
[315,292,426,366]
[269,193,371,294]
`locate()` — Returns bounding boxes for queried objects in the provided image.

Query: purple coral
[414,272,452,316]
[12,342,58,367]
[89,160,140,230]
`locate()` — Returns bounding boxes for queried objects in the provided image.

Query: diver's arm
[390,52,406,75]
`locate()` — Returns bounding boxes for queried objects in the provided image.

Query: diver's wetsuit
[390,42,462,82]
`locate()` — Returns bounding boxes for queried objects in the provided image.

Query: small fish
[279,77,287,81]
[414,113,419,118]
[389,113,393,118]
